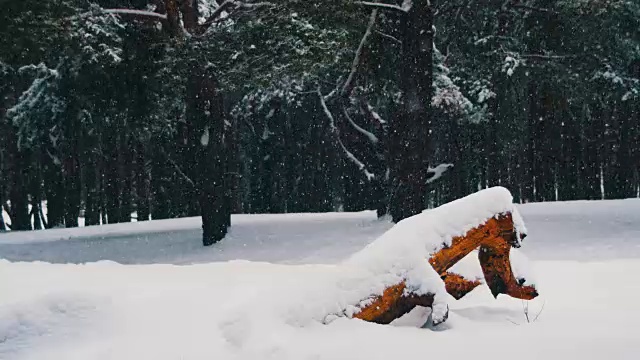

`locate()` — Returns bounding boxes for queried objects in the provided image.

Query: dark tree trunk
[186,62,229,246]
[135,141,151,221]
[164,0,182,36]
[104,130,122,224]
[557,99,580,201]
[150,148,172,220]
[83,133,101,226]
[9,146,31,231]
[224,114,239,226]
[30,150,44,230]
[44,160,65,228]
[582,103,604,200]
[63,141,81,228]
[389,0,435,222]
[118,136,133,223]
[60,105,82,228]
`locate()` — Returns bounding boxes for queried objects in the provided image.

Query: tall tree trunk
[62,106,81,228]
[135,140,151,221]
[389,0,435,222]
[44,161,65,228]
[579,103,601,200]
[9,145,31,231]
[104,129,122,224]
[186,62,229,246]
[150,147,172,220]
[30,150,44,230]
[118,135,133,223]
[224,114,238,226]
[83,130,101,226]
[63,141,81,228]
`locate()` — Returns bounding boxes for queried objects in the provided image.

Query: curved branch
[341,9,378,97]
[343,108,379,144]
[318,88,375,181]
[375,30,402,44]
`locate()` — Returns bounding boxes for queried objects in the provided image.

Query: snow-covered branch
[318,88,375,181]
[426,163,453,184]
[341,9,378,97]
[343,108,379,144]
[318,87,338,130]
[103,9,167,20]
[354,1,407,13]
[374,30,401,44]
[364,102,387,126]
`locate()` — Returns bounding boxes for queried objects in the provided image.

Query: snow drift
[2,189,640,359]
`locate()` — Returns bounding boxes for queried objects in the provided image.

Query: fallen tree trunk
[344,188,538,326]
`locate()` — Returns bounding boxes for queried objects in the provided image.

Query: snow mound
[3,194,640,359]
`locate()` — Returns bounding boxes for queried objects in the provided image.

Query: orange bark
[427,213,536,300]
[479,238,538,300]
[442,272,482,300]
[353,282,435,324]
[429,214,516,274]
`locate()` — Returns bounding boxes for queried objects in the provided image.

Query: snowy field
[2,198,640,359]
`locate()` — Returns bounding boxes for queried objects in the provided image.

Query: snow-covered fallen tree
[332,186,538,326]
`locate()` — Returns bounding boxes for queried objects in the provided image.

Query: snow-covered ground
[2,198,640,359]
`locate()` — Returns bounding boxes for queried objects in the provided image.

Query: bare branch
[354,1,407,13]
[533,301,546,322]
[166,155,195,187]
[341,9,378,97]
[506,318,520,326]
[522,300,530,323]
